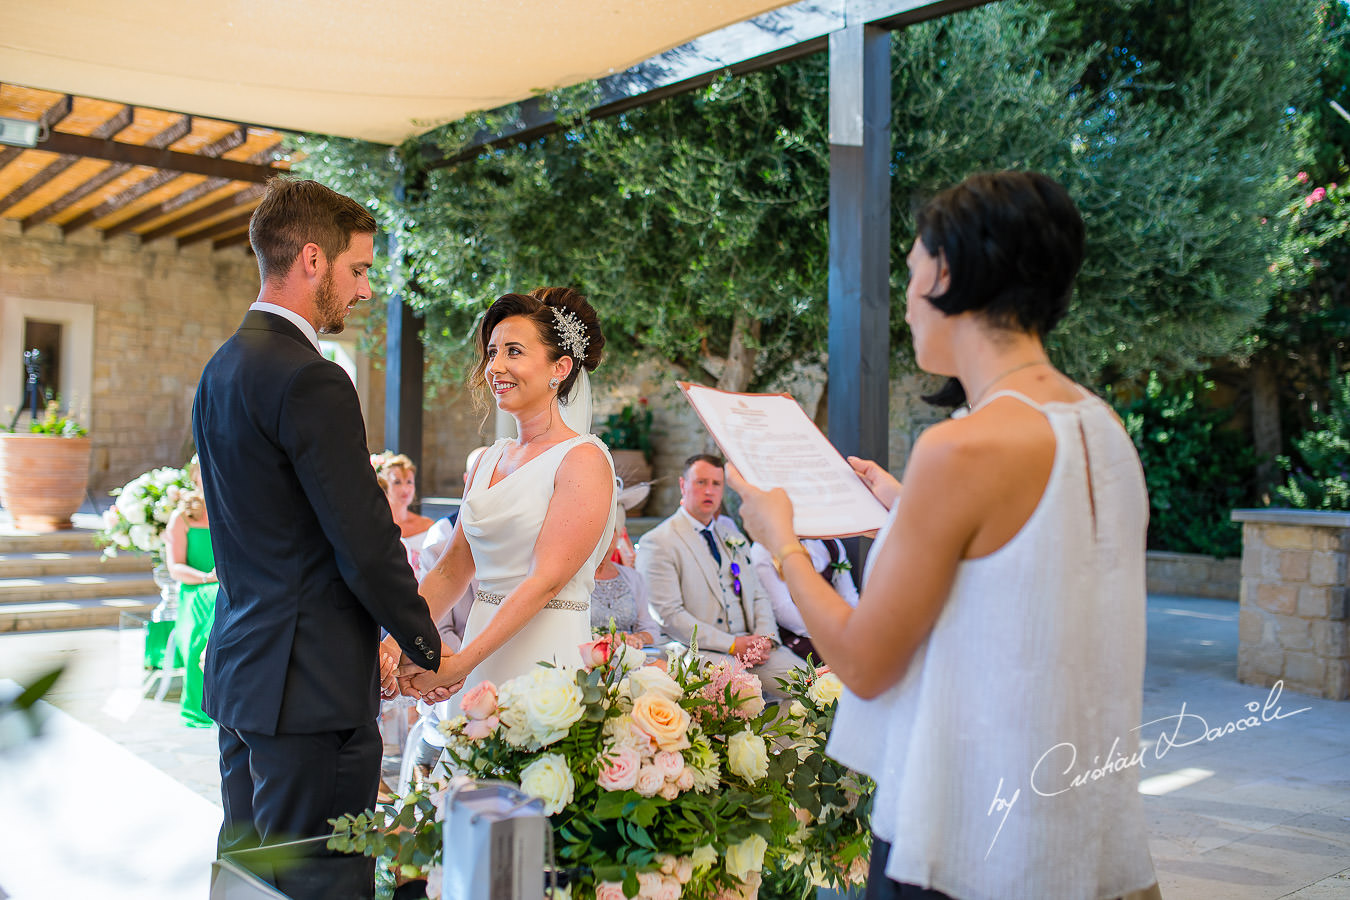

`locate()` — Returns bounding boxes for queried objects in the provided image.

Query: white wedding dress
[436,434,616,711]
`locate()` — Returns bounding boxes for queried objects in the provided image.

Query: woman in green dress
[163,458,218,727]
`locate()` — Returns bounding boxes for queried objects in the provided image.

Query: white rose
[787,700,807,719]
[807,673,843,707]
[117,495,148,526]
[128,523,158,553]
[518,752,575,815]
[522,667,585,746]
[689,844,717,873]
[726,729,768,783]
[628,666,683,702]
[724,833,768,881]
[495,679,535,747]
[612,643,648,673]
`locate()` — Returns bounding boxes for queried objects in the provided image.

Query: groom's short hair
[683,453,724,476]
[249,178,377,284]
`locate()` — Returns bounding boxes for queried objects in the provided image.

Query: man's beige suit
[638,512,805,697]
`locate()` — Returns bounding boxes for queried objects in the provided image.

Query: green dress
[173,526,219,727]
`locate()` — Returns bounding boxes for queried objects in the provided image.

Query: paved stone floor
[0,595,1347,898]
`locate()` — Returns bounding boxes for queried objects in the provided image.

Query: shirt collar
[678,505,716,535]
[250,300,321,353]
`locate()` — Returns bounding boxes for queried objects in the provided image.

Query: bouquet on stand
[332,636,805,899]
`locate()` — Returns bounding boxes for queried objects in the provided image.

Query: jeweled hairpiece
[550,306,589,361]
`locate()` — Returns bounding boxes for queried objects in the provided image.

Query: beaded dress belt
[475,587,590,612]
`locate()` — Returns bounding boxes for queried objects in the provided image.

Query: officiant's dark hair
[470,287,604,412]
[913,170,1084,338]
[249,178,376,284]
[683,453,725,476]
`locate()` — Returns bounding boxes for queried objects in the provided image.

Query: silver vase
[151,563,179,622]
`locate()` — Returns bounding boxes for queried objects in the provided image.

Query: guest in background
[590,523,661,647]
[749,538,857,663]
[638,453,805,698]
[372,451,435,564]
[163,456,218,729]
[730,171,1159,900]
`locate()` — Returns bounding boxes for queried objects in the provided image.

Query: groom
[193,178,455,899]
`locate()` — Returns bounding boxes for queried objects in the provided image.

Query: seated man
[638,454,805,698]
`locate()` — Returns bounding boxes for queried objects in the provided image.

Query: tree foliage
[295,0,1318,393]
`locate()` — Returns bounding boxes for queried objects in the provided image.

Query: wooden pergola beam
[139,183,265,244]
[0,106,134,216]
[100,127,249,238]
[175,210,253,247]
[21,113,184,231]
[38,127,276,185]
[58,115,194,234]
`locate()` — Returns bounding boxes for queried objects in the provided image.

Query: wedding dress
[441,432,617,703]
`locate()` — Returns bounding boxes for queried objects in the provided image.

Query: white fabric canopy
[0,0,797,144]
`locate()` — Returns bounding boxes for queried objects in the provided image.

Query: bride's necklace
[967,359,1051,410]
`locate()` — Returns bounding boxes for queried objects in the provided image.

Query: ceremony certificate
[679,382,890,538]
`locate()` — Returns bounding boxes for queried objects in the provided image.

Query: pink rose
[1297,171,1310,183]
[653,750,684,780]
[673,857,693,884]
[596,745,641,792]
[595,882,627,900]
[462,715,499,740]
[675,769,694,791]
[638,872,663,896]
[579,638,614,668]
[659,780,680,800]
[460,681,498,720]
[635,764,665,797]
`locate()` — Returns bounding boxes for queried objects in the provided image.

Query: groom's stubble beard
[314,268,346,335]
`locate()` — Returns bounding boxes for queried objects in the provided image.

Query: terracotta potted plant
[0,399,92,532]
[599,398,654,515]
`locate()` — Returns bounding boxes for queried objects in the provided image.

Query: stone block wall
[1146,551,1241,600]
[1233,509,1350,701]
[2,221,259,494]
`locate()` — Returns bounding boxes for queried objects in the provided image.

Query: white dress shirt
[249,301,321,353]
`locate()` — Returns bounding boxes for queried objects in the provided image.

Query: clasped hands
[379,636,468,703]
[732,634,774,668]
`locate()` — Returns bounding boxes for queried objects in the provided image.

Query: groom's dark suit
[193,310,441,899]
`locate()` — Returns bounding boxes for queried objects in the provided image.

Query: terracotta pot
[610,449,653,516]
[0,433,93,531]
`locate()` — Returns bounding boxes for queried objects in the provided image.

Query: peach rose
[462,715,500,741]
[653,750,684,780]
[659,780,680,800]
[595,882,627,900]
[631,694,691,752]
[459,680,498,720]
[635,764,665,797]
[596,745,641,792]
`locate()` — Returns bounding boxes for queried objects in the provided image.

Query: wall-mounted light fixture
[0,116,43,148]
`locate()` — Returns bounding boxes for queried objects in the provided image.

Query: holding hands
[733,634,774,667]
[380,634,467,702]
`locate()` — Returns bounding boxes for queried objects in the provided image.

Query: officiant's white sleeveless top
[828,389,1157,900]
[453,435,615,694]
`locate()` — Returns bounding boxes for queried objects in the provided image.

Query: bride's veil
[559,367,592,435]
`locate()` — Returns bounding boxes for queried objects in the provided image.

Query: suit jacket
[637,512,777,654]
[192,310,441,735]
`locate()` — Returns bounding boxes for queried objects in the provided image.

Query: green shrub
[1116,373,1258,558]
[1275,372,1350,510]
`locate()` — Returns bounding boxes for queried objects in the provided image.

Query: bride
[397,287,617,710]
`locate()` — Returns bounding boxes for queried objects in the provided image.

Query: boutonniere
[723,533,747,552]
[827,559,852,573]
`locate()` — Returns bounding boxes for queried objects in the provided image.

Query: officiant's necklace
[967,359,1051,410]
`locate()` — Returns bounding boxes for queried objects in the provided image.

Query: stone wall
[1146,551,1241,600]
[1233,509,1350,701]
[1,221,259,494]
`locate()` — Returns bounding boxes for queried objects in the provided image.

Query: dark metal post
[827,23,891,568]
[383,162,424,480]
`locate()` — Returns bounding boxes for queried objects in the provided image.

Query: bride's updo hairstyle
[469,286,605,407]
[913,170,1085,339]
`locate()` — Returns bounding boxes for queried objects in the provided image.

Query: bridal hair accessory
[549,305,589,361]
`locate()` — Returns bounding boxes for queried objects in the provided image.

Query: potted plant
[0,398,92,531]
[599,399,654,515]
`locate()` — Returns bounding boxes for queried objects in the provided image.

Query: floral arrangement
[3,398,87,436]
[332,640,805,899]
[95,465,194,562]
[766,665,873,896]
[598,399,654,462]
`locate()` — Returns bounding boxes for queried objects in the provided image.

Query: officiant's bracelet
[771,541,808,578]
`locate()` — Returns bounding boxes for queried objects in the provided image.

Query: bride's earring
[549,377,560,389]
